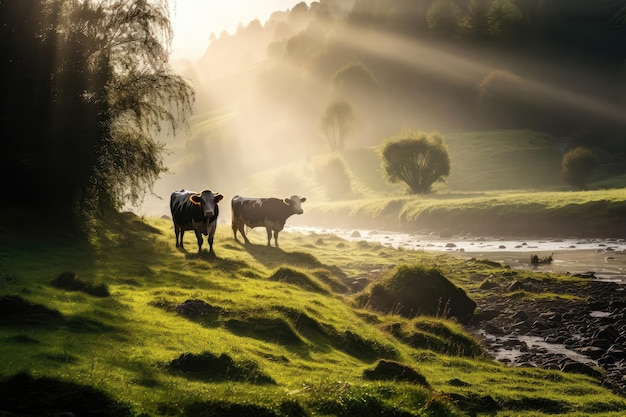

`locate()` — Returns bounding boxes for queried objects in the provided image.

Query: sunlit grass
[1,212,625,416]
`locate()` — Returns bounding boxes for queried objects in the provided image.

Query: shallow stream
[286,225,626,283]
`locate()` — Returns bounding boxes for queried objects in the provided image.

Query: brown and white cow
[170,189,223,252]
[231,195,306,247]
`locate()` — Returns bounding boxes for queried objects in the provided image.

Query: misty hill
[182,0,625,139]
[156,0,626,211]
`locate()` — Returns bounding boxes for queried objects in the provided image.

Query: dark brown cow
[231,195,306,247]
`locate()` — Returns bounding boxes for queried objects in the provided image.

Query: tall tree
[427,0,462,39]
[319,99,355,152]
[1,0,194,221]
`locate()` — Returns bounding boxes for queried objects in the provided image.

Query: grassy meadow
[1,211,626,417]
[225,129,626,237]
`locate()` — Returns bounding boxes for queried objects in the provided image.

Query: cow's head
[283,195,306,215]
[190,190,223,218]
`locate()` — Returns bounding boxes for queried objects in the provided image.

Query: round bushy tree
[561,146,598,189]
[380,130,450,194]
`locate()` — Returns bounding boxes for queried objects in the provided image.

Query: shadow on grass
[183,249,250,272]
[182,400,309,417]
[0,372,134,417]
[0,295,116,334]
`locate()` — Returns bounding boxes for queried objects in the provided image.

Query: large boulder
[357,265,476,324]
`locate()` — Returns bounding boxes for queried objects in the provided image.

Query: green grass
[300,188,626,236]
[1,211,625,416]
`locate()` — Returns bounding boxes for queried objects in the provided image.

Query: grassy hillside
[341,130,565,194]
[1,212,625,416]
[228,129,614,204]
[298,188,626,237]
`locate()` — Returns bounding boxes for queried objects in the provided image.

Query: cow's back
[232,195,268,227]
[232,196,295,226]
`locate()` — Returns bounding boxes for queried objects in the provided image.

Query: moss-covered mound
[363,359,430,386]
[356,265,476,324]
[268,267,330,294]
[167,351,275,384]
[382,318,484,357]
[50,271,110,297]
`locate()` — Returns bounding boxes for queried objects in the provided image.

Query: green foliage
[319,99,355,151]
[461,0,524,41]
[380,130,451,194]
[427,0,462,38]
[487,0,523,40]
[459,0,491,39]
[0,0,193,220]
[561,146,599,189]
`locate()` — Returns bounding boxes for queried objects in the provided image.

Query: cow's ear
[215,194,224,202]
[283,198,291,205]
[300,197,306,203]
[190,195,202,205]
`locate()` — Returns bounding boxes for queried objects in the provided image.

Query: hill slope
[1,212,625,416]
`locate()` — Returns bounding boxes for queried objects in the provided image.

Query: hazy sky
[169,0,308,60]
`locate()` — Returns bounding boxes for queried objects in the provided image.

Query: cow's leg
[174,223,180,247]
[195,230,203,252]
[208,232,215,253]
[178,229,185,249]
[238,224,251,244]
[273,230,280,247]
[232,217,239,242]
[265,227,273,246]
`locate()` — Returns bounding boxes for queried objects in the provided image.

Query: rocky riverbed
[468,271,626,396]
[290,225,626,395]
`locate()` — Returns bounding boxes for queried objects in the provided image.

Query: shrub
[380,130,450,194]
[561,146,598,189]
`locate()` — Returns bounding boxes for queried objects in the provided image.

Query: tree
[460,0,491,39]
[319,99,355,151]
[561,146,598,189]
[380,130,450,194]
[487,0,523,40]
[427,0,462,39]
[1,0,194,220]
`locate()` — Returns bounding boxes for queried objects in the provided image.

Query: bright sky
[169,0,307,60]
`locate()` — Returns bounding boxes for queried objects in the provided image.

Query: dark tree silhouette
[0,0,194,223]
[319,99,355,152]
[561,146,599,189]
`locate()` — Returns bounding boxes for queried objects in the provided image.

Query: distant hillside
[343,130,568,194]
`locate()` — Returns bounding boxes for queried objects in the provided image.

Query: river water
[286,225,626,284]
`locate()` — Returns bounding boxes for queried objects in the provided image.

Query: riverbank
[295,188,626,239]
[285,224,626,395]
[467,271,626,396]
[287,225,626,283]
